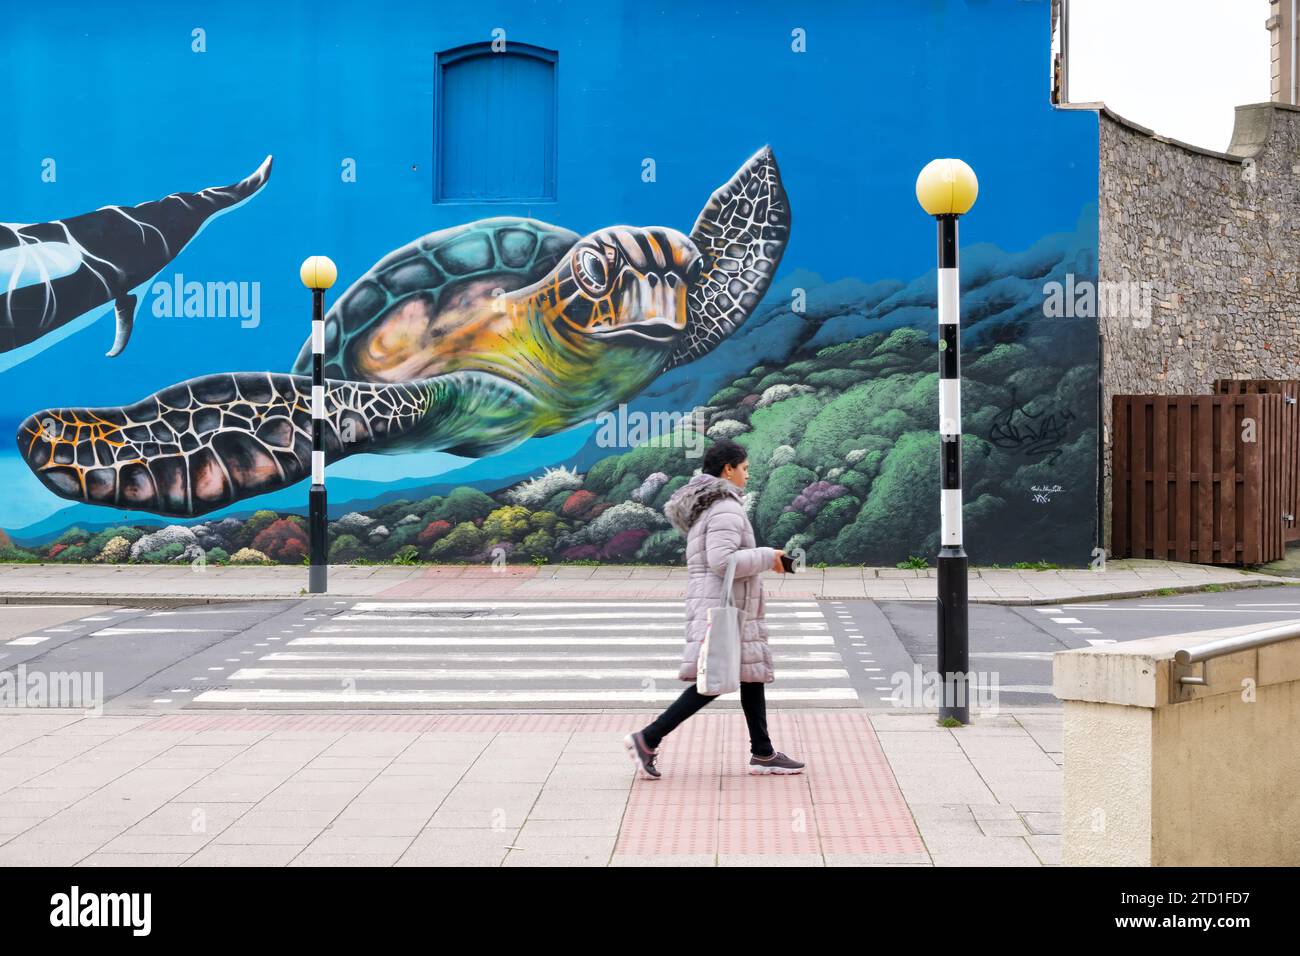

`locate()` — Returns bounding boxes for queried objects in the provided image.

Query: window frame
[432,41,559,204]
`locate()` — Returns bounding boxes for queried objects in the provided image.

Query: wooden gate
[1111,393,1284,565]
[1212,379,1300,543]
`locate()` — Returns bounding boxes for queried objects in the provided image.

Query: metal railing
[1174,620,1300,687]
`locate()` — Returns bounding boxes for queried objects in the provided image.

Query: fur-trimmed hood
[663,473,743,534]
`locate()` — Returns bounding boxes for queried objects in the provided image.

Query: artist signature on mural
[1030,484,1063,504]
[988,386,1076,465]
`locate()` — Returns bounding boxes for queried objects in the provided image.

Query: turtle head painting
[17,147,790,518]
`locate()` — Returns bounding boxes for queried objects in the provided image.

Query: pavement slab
[0,707,1064,865]
[1,558,1291,605]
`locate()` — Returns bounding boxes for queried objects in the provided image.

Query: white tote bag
[697,553,743,696]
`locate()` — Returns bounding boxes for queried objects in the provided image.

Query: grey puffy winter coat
[664,473,777,684]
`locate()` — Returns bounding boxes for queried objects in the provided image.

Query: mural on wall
[0,157,272,360]
[16,148,790,519]
[3,208,1099,569]
[0,1,1101,570]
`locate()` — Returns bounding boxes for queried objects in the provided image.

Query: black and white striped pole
[300,255,337,594]
[916,158,978,724]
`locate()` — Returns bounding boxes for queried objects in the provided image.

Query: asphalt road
[2,588,1298,713]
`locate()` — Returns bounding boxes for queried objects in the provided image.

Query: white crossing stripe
[92,628,231,636]
[187,598,860,710]
[350,601,819,611]
[6,636,48,646]
[192,687,860,705]
[308,622,829,634]
[1050,617,1082,624]
[262,651,844,663]
[230,667,851,682]
[290,635,836,647]
[330,611,825,622]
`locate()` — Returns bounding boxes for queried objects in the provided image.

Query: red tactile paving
[374,565,540,599]
[131,710,923,859]
[615,710,923,858]
[618,709,723,855]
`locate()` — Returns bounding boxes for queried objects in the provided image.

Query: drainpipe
[1062,0,1070,104]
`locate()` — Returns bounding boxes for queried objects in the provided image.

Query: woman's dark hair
[702,439,748,477]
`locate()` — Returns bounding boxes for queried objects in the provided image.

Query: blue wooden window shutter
[435,43,557,202]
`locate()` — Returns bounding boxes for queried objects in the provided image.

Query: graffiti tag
[988,387,1076,465]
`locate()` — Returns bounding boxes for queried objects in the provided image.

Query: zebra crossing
[190,599,860,709]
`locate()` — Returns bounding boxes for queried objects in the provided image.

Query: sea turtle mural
[0,157,273,359]
[16,147,790,518]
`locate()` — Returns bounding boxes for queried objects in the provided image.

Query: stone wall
[1098,103,1300,553]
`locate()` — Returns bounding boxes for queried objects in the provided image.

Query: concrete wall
[1061,700,1152,866]
[1097,103,1300,553]
[1151,679,1300,865]
[1055,624,1300,866]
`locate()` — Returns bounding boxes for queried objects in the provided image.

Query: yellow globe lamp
[299,255,338,291]
[915,158,979,217]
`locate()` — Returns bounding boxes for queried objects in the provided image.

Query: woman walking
[623,440,806,779]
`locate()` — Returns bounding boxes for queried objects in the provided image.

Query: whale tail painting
[0,155,272,361]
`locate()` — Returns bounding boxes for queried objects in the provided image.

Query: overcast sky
[1068,0,1272,151]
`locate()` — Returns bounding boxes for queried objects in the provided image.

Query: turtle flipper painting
[16,147,790,518]
[0,156,273,360]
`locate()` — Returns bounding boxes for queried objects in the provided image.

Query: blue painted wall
[0,0,1099,565]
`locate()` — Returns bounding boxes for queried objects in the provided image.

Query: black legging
[639,681,774,757]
